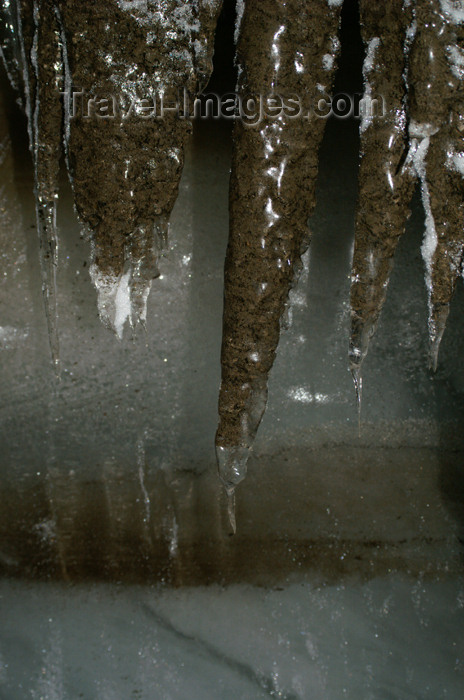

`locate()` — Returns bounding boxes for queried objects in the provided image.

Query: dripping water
[226,485,236,535]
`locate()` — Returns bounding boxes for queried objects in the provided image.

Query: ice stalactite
[408,0,464,370]
[1,0,222,346]
[1,0,62,371]
[349,0,417,410]
[349,0,464,382]
[56,0,222,337]
[216,0,344,520]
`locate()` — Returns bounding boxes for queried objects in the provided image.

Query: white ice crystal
[364,36,380,74]
[446,44,464,79]
[116,0,200,33]
[439,0,464,24]
[287,388,331,405]
[446,147,464,174]
[407,123,438,295]
[322,53,335,71]
[90,266,133,339]
[360,37,380,133]
[234,0,245,44]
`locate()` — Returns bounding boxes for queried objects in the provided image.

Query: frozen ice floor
[0,574,463,699]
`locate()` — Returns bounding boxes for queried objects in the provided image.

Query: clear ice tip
[429,340,439,373]
[216,444,249,490]
[225,485,237,535]
[350,365,363,436]
[216,444,250,535]
[428,304,450,373]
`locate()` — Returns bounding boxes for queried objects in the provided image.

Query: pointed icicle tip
[216,444,249,490]
[428,303,450,373]
[216,444,250,535]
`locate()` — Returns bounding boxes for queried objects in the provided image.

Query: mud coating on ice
[349,0,464,391]
[2,0,222,342]
[349,0,416,396]
[216,0,344,499]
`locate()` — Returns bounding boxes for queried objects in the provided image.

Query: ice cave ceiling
[1,0,464,507]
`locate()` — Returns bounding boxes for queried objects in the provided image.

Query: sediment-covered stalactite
[58,0,222,337]
[349,0,464,382]
[1,0,222,347]
[215,0,344,513]
[408,0,464,370]
[349,0,417,404]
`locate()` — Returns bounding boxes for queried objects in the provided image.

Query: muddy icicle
[349,0,417,411]
[2,1,222,341]
[55,0,222,337]
[408,0,464,370]
[216,0,344,520]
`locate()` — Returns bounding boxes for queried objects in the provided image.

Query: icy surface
[0,575,463,700]
[234,0,245,44]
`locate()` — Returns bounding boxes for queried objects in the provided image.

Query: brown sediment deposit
[218,0,464,494]
[408,0,464,369]
[349,0,417,386]
[60,0,222,334]
[216,0,344,490]
[350,0,464,379]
